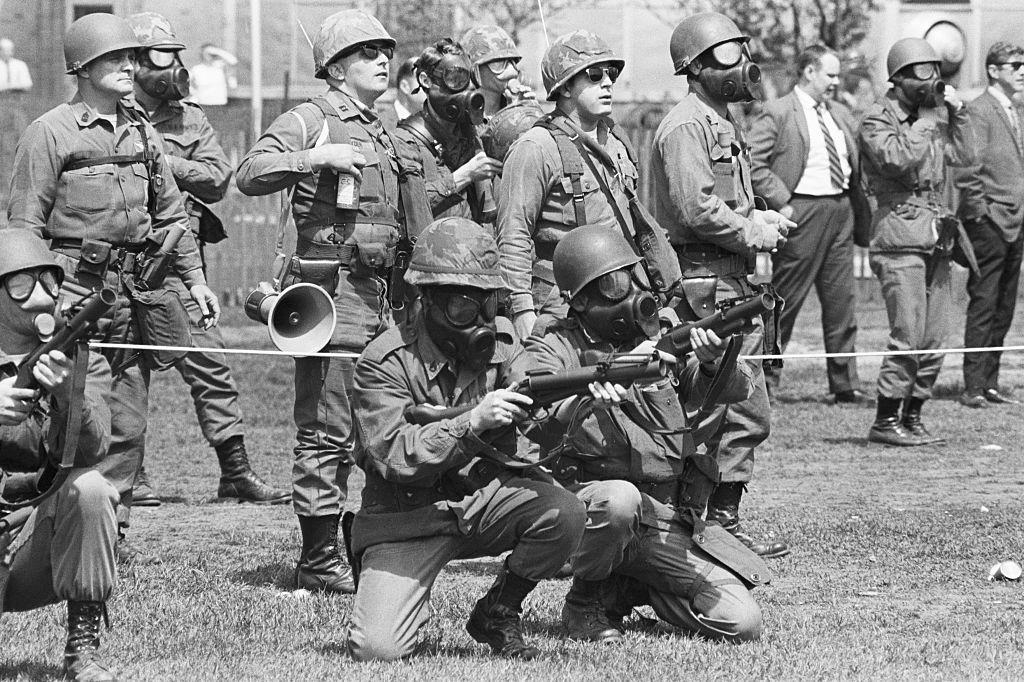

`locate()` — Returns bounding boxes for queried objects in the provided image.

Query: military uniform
[394,111,476,221]
[5,96,207,529]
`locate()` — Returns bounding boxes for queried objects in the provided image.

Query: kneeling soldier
[525,226,768,643]
[0,232,119,681]
[346,218,585,661]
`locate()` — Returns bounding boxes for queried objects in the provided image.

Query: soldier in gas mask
[859,38,973,446]
[524,226,768,644]
[395,39,502,224]
[124,12,289,507]
[649,12,795,559]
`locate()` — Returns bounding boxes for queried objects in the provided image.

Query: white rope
[744,344,1024,362]
[89,342,360,359]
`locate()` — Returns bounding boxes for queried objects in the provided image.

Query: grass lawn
[2,285,1023,681]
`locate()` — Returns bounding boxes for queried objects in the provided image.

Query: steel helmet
[480,101,544,161]
[312,10,394,79]
[127,12,185,50]
[553,226,641,301]
[64,13,142,74]
[669,12,749,75]
[0,231,63,283]
[886,38,940,79]
[541,30,625,101]
[405,218,505,290]
[460,25,521,66]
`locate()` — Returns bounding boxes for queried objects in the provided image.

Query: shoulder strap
[535,115,588,227]
[398,115,443,159]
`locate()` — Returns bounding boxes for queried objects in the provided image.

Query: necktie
[1009,105,1023,153]
[816,103,845,192]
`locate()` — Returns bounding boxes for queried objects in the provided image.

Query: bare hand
[189,284,221,329]
[587,380,627,407]
[460,151,503,183]
[690,327,727,365]
[752,209,796,253]
[470,388,534,432]
[0,375,40,426]
[512,310,538,341]
[33,350,74,403]
[779,204,795,220]
[942,84,963,111]
[309,143,366,179]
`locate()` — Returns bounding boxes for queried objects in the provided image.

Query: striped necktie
[815,103,845,192]
[1009,104,1024,153]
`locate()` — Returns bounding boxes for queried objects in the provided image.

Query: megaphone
[244,282,336,355]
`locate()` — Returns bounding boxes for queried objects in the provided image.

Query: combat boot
[601,574,650,628]
[707,483,790,559]
[215,436,290,504]
[295,515,355,594]
[63,600,115,682]
[901,397,945,445]
[562,578,623,643]
[131,466,161,507]
[867,396,924,446]
[466,561,541,659]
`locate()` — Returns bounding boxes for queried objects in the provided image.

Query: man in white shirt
[750,44,871,403]
[392,57,424,122]
[0,38,33,92]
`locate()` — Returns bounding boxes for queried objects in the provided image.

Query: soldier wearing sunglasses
[0,231,120,682]
[346,217,584,661]
[395,39,503,224]
[649,12,795,560]
[858,38,972,446]
[237,9,431,596]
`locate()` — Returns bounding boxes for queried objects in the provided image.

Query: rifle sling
[691,335,742,426]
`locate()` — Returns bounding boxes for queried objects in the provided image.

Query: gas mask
[573,266,659,346]
[136,48,191,101]
[0,267,61,355]
[894,62,945,109]
[423,286,498,371]
[423,55,485,127]
[693,40,764,103]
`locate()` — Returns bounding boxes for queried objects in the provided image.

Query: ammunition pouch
[347,223,399,273]
[676,453,720,514]
[676,276,719,319]
[284,256,343,297]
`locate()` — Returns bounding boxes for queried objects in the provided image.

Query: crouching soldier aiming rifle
[0,232,120,682]
[345,217,585,661]
[523,226,770,643]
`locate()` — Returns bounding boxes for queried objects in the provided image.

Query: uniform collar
[148,99,183,126]
[883,89,914,123]
[327,87,377,124]
[69,94,144,129]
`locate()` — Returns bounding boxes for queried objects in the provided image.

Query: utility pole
[250,0,262,142]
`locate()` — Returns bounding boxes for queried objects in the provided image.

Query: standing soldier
[0,232,119,682]
[650,13,794,558]
[394,39,502,223]
[4,13,220,559]
[497,30,679,340]
[124,12,289,506]
[236,9,430,594]
[346,217,585,661]
[859,38,973,445]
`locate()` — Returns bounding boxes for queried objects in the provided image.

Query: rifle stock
[403,352,665,425]
[656,291,776,359]
[14,288,116,390]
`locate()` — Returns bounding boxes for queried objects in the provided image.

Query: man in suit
[956,42,1024,408]
[750,44,870,403]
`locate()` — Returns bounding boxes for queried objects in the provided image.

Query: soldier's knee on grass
[347,624,417,662]
[697,582,763,642]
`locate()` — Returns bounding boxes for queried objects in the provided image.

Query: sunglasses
[485,58,518,75]
[3,268,62,303]
[144,48,178,68]
[997,61,1024,71]
[435,289,498,328]
[584,64,620,84]
[345,43,394,62]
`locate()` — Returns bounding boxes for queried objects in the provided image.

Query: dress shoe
[834,389,868,404]
[958,391,989,409]
[984,388,1020,405]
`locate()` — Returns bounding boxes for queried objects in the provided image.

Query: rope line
[89,342,360,359]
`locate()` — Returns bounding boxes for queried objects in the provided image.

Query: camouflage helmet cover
[64,13,142,74]
[460,25,521,66]
[0,231,63,283]
[405,218,505,290]
[886,37,940,79]
[553,226,641,300]
[312,9,395,79]
[480,101,544,161]
[541,30,625,101]
[127,12,185,50]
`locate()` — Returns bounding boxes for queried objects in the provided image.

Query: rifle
[14,288,116,390]
[656,289,777,359]
[404,351,666,425]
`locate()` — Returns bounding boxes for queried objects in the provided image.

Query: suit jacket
[956,90,1024,242]
[749,90,872,245]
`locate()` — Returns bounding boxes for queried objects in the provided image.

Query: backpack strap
[534,115,589,227]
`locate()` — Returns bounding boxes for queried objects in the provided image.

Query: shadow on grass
[822,436,871,447]
[229,561,295,590]
[317,639,481,659]
[0,660,63,681]
[442,559,503,577]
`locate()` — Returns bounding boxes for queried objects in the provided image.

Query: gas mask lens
[431,64,474,92]
[485,58,518,75]
[908,62,939,79]
[595,269,633,302]
[3,268,61,302]
[441,290,498,327]
[710,41,744,68]
[146,49,176,68]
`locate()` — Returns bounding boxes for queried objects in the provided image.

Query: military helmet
[0,231,63,283]
[127,12,185,51]
[312,9,395,79]
[669,12,749,75]
[553,226,641,300]
[481,101,544,161]
[64,13,142,74]
[886,38,940,79]
[405,218,505,290]
[460,25,521,66]
[541,30,625,101]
